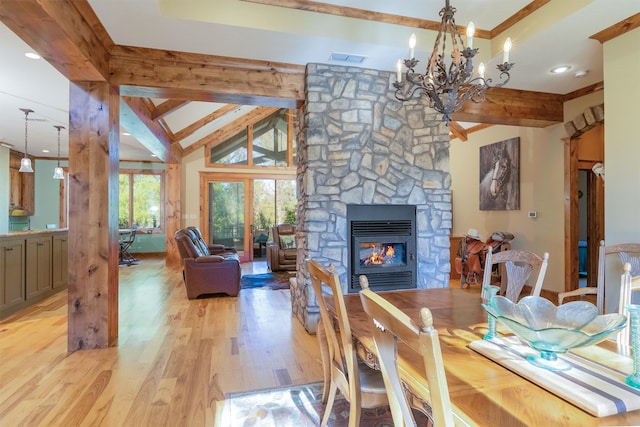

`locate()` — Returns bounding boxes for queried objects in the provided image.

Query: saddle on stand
[454,230,514,288]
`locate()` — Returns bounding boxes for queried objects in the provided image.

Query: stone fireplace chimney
[291,64,452,333]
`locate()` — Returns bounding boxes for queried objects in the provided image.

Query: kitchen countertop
[0,228,68,238]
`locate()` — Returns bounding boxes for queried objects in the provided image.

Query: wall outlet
[528,211,537,218]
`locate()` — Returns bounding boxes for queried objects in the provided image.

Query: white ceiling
[1,0,639,161]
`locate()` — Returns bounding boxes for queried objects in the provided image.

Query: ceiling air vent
[329,52,367,64]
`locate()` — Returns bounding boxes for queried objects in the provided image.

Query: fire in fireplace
[359,242,405,266]
[347,205,417,293]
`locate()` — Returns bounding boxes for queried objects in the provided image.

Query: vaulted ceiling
[1,1,639,161]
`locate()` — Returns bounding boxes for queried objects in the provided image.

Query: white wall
[450,124,567,293]
[32,159,64,230]
[602,27,640,312]
[604,27,640,244]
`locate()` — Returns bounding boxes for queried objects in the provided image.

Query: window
[119,170,164,230]
[207,108,296,168]
[253,178,297,234]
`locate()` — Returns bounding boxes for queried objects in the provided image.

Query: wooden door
[564,124,604,295]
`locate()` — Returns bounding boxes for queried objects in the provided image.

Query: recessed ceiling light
[121,132,131,136]
[42,149,50,153]
[574,70,589,78]
[150,154,157,157]
[550,65,571,74]
[25,52,40,59]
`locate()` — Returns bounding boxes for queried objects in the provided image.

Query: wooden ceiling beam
[490,0,551,38]
[240,0,491,38]
[151,100,191,121]
[120,96,172,162]
[110,45,306,106]
[2,0,567,133]
[182,107,279,156]
[172,104,240,144]
[0,0,110,81]
[452,87,564,127]
[590,13,640,43]
[448,121,468,142]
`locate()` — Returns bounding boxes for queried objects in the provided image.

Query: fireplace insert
[347,205,417,293]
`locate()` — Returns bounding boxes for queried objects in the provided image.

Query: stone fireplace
[291,63,452,333]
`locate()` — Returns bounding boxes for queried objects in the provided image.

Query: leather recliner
[174,227,241,298]
[266,224,297,271]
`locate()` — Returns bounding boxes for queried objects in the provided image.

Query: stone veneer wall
[290,64,452,333]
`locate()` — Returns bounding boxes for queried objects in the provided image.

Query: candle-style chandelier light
[393,0,514,125]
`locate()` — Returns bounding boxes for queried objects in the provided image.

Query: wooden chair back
[482,246,549,302]
[559,241,640,313]
[359,275,454,427]
[618,262,640,352]
[307,259,386,426]
[598,242,640,314]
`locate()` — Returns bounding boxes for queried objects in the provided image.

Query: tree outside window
[119,171,164,230]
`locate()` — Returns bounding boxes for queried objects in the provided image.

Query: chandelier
[393,0,514,125]
[18,108,34,173]
[53,125,65,179]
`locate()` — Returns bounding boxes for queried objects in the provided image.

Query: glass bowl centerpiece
[483,295,627,371]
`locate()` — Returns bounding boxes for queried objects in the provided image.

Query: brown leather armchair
[174,227,241,298]
[266,224,297,271]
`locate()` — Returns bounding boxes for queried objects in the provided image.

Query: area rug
[240,272,295,290]
[216,382,400,426]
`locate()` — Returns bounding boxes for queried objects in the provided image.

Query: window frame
[119,169,165,233]
[205,108,296,169]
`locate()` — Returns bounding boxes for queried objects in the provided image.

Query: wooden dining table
[322,287,640,426]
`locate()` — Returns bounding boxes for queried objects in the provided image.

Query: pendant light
[52,125,65,179]
[18,108,34,173]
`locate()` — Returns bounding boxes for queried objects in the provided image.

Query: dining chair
[481,246,549,302]
[306,259,387,427]
[558,241,640,314]
[617,262,640,352]
[358,275,454,427]
[119,224,138,265]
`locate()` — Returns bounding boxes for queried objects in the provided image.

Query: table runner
[470,336,640,417]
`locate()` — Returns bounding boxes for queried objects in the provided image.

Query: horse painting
[479,138,520,210]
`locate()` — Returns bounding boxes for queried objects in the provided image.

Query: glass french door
[204,174,297,263]
[207,180,251,262]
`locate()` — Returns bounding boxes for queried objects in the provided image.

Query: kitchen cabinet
[0,230,68,318]
[0,238,26,312]
[52,232,68,289]
[26,235,52,300]
[9,150,35,216]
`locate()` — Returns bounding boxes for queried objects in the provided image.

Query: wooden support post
[165,144,182,270]
[67,81,120,351]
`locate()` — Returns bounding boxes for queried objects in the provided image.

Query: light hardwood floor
[0,256,323,426]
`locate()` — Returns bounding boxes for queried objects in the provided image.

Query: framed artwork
[479,137,520,210]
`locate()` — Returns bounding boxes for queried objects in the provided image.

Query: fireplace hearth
[347,205,417,293]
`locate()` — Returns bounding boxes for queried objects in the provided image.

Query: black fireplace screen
[347,204,417,293]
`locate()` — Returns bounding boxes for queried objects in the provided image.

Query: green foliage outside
[251,179,296,237]
[284,207,296,225]
[119,173,161,229]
